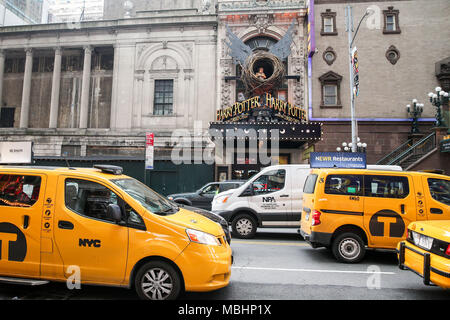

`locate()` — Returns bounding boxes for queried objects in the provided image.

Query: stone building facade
[0,6,219,193]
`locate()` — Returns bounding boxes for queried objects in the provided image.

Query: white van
[211,164,402,239]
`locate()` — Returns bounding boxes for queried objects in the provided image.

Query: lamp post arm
[350,11,370,48]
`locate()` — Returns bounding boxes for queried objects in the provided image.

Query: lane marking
[232,240,309,247]
[232,266,396,275]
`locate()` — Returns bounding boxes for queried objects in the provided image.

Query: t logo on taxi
[0,222,27,262]
[369,210,405,237]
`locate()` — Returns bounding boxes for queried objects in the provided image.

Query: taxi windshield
[112,178,179,216]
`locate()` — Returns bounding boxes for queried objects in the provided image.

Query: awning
[209,121,322,147]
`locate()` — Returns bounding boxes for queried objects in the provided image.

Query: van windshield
[112,178,179,216]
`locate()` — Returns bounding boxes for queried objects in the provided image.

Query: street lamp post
[345,6,373,152]
[406,99,424,134]
[428,87,449,128]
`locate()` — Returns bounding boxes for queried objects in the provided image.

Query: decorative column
[0,50,5,115]
[20,48,33,128]
[79,45,92,129]
[49,47,62,128]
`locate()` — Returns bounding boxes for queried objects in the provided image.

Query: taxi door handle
[23,215,30,229]
[58,220,74,230]
[430,208,443,214]
[400,204,405,214]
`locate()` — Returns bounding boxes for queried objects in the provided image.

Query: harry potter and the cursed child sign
[211,20,322,144]
[216,92,307,123]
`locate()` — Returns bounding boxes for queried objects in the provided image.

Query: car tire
[134,261,182,300]
[231,214,257,239]
[331,232,366,263]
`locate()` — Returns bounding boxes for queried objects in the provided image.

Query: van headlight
[215,195,229,204]
[186,229,220,246]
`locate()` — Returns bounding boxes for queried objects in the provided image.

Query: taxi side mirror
[107,204,123,224]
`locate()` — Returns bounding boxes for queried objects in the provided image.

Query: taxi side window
[364,175,409,199]
[65,178,119,223]
[303,174,318,194]
[427,178,450,205]
[325,175,362,196]
[0,174,41,208]
[253,169,286,195]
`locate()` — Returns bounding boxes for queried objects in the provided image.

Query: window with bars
[319,71,342,108]
[383,7,401,34]
[323,85,337,106]
[385,15,396,31]
[321,10,337,35]
[153,80,174,116]
[323,17,334,33]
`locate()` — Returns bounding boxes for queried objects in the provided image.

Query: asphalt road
[0,228,448,300]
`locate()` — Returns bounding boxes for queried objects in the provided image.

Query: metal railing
[376,138,414,165]
[376,132,436,166]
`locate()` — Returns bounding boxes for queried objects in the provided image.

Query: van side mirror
[107,204,123,224]
[240,184,254,197]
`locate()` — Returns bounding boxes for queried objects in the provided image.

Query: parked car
[398,220,450,289]
[0,165,232,300]
[167,180,245,211]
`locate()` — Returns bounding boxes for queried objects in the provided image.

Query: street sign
[0,141,33,164]
[145,133,154,170]
[440,137,450,153]
[310,152,367,169]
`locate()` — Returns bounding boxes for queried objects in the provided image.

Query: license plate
[412,231,433,250]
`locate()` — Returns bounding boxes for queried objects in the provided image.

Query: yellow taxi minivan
[398,220,450,289]
[0,165,232,300]
[300,169,450,263]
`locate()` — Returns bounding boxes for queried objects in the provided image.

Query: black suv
[167,181,245,211]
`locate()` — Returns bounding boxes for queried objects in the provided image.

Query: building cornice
[0,15,218,37]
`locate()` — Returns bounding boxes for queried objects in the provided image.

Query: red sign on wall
[145,133,154,169]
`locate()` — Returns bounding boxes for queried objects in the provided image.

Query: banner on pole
[145,133,154,170]
[352,47,359,97]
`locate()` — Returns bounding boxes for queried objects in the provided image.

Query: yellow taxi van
[300,168,450,263]
[398,220,450,289]
[0,165,232,300]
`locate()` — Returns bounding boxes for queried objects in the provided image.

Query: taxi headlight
[186,229,220,246]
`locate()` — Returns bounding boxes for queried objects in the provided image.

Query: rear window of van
[303,174,318,194]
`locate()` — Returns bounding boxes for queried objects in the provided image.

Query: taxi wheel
[231,214,257,239]
[134,261,181,300]
[332,233,365,263]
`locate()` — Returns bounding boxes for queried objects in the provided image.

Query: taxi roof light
[93,164,123,175]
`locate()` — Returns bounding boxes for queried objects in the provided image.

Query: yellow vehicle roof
[310,168,449,179]
[0,166,130,180]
